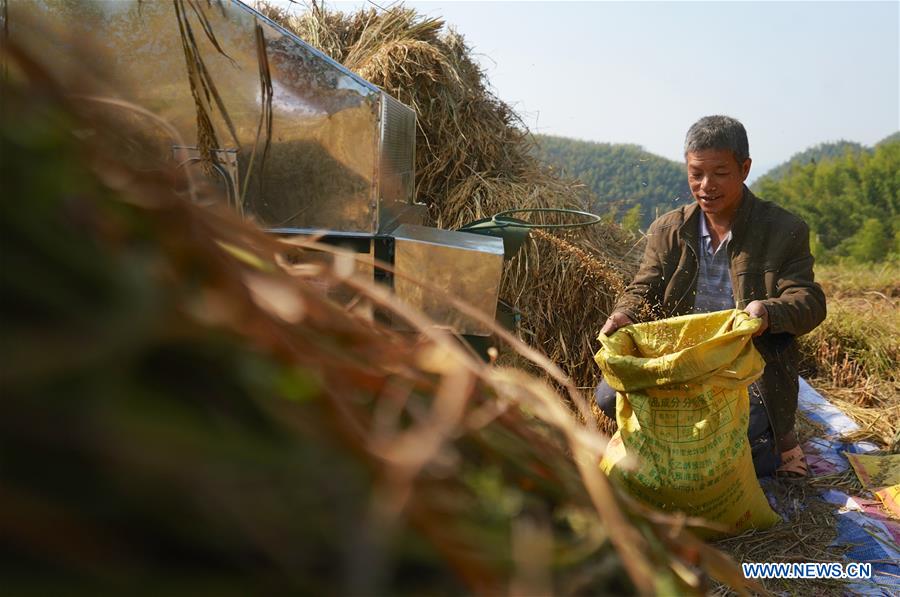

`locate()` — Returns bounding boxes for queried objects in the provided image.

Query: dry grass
[257,2,640,403]
[815,262,900,299]
[794,407,831,447]
[589,398,619,437]
[809,467,865,493]
[800,263,900,449]
[711,479,849,596]
[805,382,900,448]
[799,298,899,390]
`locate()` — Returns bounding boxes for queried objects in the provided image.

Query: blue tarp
[761,378,900,595]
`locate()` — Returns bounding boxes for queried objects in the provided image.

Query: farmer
[596,115,826,477]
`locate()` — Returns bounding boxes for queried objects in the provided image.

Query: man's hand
[600,312,634,336]
[744,300,769,337]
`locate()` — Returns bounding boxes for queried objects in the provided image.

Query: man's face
[686,149,751,219]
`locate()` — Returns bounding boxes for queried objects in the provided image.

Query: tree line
[533,133,899,262]
[752,135,899,263]
[756,140,867,182]
[532,135,690,231]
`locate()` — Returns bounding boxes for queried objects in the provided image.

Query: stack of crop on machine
[259,2,640,397]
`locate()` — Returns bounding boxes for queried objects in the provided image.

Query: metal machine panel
[377,92,417,232]
[8,0,417,234]
[391,225,505,336]
[277,234,377,321]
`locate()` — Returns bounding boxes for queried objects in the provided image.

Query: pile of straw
[260,2,640,401]
[1,36,753,594]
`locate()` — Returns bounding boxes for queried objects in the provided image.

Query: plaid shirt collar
[699,214,732,257]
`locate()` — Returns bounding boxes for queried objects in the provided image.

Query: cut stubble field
[801,262,900,449]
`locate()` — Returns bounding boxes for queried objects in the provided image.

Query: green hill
[532,132,900,258]
[755,140,867,183]
[532,135,690,229]
[876,131,900,147]
[752,137,899,263]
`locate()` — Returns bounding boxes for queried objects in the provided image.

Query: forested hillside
[752,136,899,263]
[876,131,900,146]
[533,132,898,260]
[757,140,867,182]
[533,135,690,229]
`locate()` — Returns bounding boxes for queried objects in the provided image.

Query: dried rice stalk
[238,21,274,211]
[173,0,240,170]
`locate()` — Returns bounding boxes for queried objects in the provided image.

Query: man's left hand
[744,300,769,337]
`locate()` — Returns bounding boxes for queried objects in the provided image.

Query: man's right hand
[600,312,634,336]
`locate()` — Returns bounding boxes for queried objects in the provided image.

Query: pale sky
[272,1,900,180]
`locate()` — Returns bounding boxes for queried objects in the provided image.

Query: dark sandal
[776,445,809,478]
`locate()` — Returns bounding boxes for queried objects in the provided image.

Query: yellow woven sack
[595,309,780,538]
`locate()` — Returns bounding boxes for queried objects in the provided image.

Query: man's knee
[594,379,617,420]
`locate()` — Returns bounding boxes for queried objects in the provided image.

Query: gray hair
[684,115,750,164]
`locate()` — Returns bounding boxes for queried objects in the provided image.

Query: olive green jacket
[612,187,826,441]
